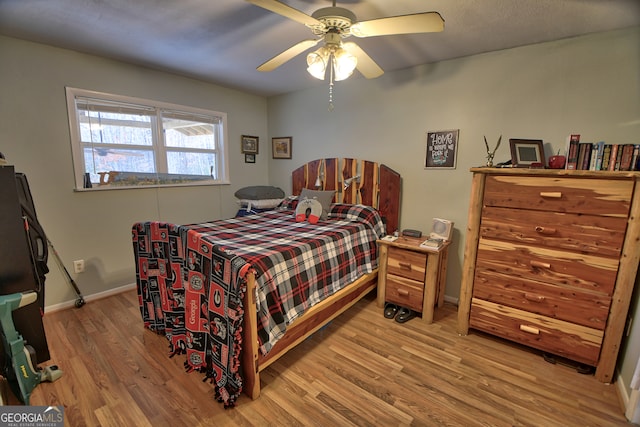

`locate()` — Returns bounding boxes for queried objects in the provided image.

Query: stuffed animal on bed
[295,197,323,224]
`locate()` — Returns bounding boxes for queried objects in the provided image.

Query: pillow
[234,186,285,200]
[295,198,323,224]
[299,188,335,220]
[236,198,283,210]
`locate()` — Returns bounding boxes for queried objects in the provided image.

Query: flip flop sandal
[395,307,415,323]
[384,303,398,319]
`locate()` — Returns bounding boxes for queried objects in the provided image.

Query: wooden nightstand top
[377,235,451,253]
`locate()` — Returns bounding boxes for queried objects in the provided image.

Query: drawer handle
[397,289,410,297]
[524,293,545,303]
[530,260,551,269]
[540,191,562,198]
[534,226,557,235]
[519,325,540,335]
[398,262,412,271]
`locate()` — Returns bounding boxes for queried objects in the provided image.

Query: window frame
[65,87,230,191]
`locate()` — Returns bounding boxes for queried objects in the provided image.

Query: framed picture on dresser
[509,139,545,168]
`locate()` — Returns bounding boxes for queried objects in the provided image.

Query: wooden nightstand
[377,236,450,323]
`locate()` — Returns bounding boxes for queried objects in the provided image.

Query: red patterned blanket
[133,203,385,406]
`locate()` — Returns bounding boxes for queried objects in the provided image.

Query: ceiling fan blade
[246,0,322,27]
[342,42,384,79]
[257,39,320,72]
[350,12,444,38]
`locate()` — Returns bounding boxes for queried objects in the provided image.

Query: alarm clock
[402,229,422,238]
[430,218,453,241]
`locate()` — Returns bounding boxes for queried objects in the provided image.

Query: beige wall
[0,36,269,307]
[266,26,640,302]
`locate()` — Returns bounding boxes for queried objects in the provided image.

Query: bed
[133,158,401,407]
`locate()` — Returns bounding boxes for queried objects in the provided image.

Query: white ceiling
[1,0,639,97]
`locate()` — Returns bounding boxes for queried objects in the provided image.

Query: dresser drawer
[476,239,619,295]
[473,269,611,330]
[480,206,627,258]
[385,274,424,312]
[483,175,633,217]
[387,247,426,282]
[470,298,603,366]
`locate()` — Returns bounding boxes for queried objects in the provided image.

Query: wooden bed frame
[240,158,401,399]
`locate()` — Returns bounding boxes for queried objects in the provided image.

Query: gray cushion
[299,188,335,220]
[234,186,285,200]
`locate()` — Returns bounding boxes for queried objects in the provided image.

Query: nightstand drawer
[470,298,603,366]
[473,270,611,330]
[476,239,619,295]
[385,274,424,312]
[483,175,633,217]
[387,247,426,281]
[480,206,627,258]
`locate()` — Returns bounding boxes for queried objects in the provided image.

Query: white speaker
[430,218,453,241]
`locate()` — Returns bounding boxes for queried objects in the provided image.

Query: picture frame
[509,139,545,168]
[244,153,255,163]
[272,137,292,159]
[241,135,259,154]
[425,129,459,169]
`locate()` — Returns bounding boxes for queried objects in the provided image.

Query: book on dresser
[608,144,619,171]
[420,237,444,249]
[565,134,580,170]
[632,144,640,171]
[576,142,592,170]
[601,144,612,170]
[591,141,605,170]
[619,143,635,171]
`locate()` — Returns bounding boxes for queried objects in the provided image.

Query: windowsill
[74,180,230,191]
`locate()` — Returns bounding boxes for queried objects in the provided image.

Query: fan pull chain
[328,54,335,111]
[328,82,334,111]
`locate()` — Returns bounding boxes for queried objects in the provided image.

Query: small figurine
[484,135,502,167]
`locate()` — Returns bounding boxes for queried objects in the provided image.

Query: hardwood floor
[29,289,627,426]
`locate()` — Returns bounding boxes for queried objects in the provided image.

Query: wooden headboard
[292,158,401,235]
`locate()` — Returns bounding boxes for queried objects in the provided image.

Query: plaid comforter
[133,203,385,406]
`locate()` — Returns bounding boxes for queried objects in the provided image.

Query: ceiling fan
[246,0,444,81]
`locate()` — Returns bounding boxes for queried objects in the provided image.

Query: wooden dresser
[457,168,640,383]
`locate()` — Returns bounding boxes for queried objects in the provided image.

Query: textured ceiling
[1,0,639,97]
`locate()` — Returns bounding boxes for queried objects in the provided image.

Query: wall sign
[425,129,459,169]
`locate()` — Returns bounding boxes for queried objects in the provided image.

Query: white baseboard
[44,282,136,313]
[444,295,459,305]
[617,372,631,418]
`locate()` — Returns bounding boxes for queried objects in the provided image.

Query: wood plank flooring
[28,289,627,426]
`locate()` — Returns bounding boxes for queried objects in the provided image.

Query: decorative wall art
[272,137,292,159]
[425,130,459,169]
[241,135,259,154]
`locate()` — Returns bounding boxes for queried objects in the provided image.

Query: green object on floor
[0,292,62,404]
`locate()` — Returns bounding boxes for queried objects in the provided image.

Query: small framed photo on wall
[272,137,292,159]
[244,153,256,163]
[241,135,259,154]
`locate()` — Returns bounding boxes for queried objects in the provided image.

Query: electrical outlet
[73,259,85,274]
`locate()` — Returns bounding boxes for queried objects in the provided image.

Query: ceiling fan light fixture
[332,48,357,81]
[306,46,330,80]
[306,45,356,82]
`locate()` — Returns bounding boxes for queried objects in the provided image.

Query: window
[65,87,229,190]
